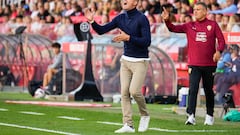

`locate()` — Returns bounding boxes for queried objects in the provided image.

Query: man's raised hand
[112,29,130,42]
[161,7,169,21]
[84,8,95,23]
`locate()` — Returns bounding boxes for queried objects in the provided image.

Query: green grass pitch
[0,92,239,135]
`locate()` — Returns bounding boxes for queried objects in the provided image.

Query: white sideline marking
[97,121,122,126]
[0,108,8,111]
[19,111,45,115]
[0,122,80,135]
[57,116,84,121]
[149,127,227,133]
[97,121,227,133]
[162,108,173,111]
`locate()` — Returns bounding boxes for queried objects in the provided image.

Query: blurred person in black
[215,44,240,105]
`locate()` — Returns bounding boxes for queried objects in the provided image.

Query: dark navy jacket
[91,8,151,58]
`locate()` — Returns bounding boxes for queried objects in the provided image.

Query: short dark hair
[195,2,208,10]
[229,44,239,52]
[51,42,61,48]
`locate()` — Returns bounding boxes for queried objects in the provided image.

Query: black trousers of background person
[187,66,216,117]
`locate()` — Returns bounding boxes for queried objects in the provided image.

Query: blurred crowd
[0,0,240,35]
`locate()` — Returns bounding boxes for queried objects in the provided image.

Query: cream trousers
[120,58,149,127]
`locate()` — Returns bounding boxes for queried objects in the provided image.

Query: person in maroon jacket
[162,2,225,125]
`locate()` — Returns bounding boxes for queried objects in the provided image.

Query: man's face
[121,0,138,11]
[193,4,207,21]
[52,47,60,55]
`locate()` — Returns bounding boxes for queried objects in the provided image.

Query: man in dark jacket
[85,0,151,133]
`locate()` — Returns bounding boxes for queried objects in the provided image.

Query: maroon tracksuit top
[165,18,226,66]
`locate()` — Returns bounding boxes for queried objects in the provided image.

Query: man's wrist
[216,50,222,54]
[127,35,130,41]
